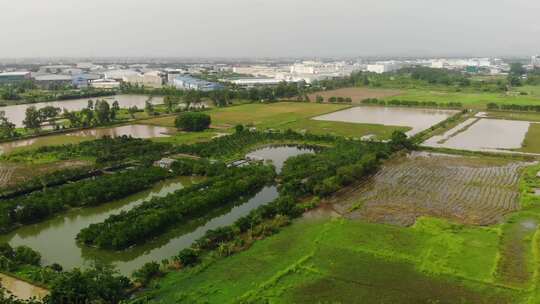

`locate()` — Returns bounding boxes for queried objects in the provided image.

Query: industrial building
[173,75,223,91]
[0,71,31,85]
[90,78,120,89]
[33,74,73,89]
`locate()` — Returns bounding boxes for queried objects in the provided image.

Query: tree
[22,106,41,131]
[175,112,211,131]
[235,124,244,133]
[164,96,175,113]
[315,95,324,103]
[0,111,16,139]
[38,106,61,122]
[112,100,120,112]
[145,100,155,116]
[87,99,94,110]
[128,106,138,119]
[95,100,111,124]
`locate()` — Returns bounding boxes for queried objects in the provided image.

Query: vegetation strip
[77,165,276,250]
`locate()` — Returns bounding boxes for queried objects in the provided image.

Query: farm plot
[313,106,457,136]
[331,152,529,226]
[423,118,533,154]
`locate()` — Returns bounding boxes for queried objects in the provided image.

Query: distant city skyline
[1,0,540,58]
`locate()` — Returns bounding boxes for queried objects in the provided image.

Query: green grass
[519,123,540,154]
[387,89,540,110]
[138,217,524,303]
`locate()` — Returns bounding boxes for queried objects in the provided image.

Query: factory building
[173,75,223,91]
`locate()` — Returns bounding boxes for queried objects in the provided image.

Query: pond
[0,146,312,276]
[423,118,531,152]
[0,124,174,155]
[312,106,457,136]
[1,95,163,127]
[246,145,315,173]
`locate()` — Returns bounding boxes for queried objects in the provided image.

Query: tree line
[487,102,540,112]
[6,136,172,165]
[361,98,463,108]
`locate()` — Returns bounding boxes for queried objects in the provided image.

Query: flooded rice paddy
[329,152,529,226]
[312,106,457,136]
[0,124,174,155]
[0,146,310,276]
[1,95,163,127]
[424,118,532,153]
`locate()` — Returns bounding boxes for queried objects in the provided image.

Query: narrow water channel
[0,146,313,276]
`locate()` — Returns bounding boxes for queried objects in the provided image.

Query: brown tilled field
[329,152,530,226]
[308,87,402,103]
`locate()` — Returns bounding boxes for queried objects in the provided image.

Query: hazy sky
[1,0,539,58]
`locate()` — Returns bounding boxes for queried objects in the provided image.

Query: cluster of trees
[77,165,275,250]
[170,158,226,176]
[279,140,390,198]
[10,136,172,165]
[487,102,540,112]
[175,129,337,159]
[0,82,114,103]
[62,99,120,129]
[22,106,62,131]
[175,112,211,131]
[0,111,17,139]
[326,96,353,103]
[361,98,463,108]
[0,167,169,232]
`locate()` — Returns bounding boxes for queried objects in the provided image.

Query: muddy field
[307,87,402,103]
[328,152,529,226]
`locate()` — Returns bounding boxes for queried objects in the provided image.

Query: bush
[175,112,211,131]
[132,262,162,285]
[175,248,199,267]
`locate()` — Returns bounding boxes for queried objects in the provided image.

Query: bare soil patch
[328,152,529,226]
[308,87,402,103]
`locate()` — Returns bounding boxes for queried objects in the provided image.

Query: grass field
[486,111,540,122]
[143,102,410,140]
[307,87,402,103]
[141,218,525,304]
[519,123,540,154]
[386,89,540,110]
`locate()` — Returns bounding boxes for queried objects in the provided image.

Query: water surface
[424,118,530,152]
[0,124,174,154]
[313,106,457,136]
[1,95,163,127]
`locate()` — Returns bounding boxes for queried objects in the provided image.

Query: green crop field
[519,123,540,154]
[141,217,527,304]
[386,89,540,110]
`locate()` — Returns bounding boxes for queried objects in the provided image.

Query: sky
[1,0,539,58]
